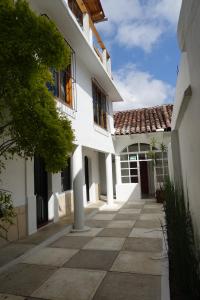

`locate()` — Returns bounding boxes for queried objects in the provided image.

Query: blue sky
[97,0,182,110]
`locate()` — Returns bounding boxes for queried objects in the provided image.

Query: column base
[99,203,123,211]
[71,226,91,233]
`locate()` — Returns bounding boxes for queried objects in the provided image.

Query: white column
[25,158,37,235]
[51,173,61,223]
[105,153,114,206]
[115,155,121,185]
[72,145,88,231]
[102,49,107,70]
[83,13,91,43]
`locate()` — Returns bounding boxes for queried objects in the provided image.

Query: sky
[96,0,182,111]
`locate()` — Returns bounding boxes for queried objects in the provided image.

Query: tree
[0,0,74,173]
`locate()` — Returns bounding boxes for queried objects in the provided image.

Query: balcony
[67,0,112,77]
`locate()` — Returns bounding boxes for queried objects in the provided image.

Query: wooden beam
[76,0,87,13]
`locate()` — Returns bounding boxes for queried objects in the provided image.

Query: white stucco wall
[0,156,26,207]
[114,132,171,154]
[172,0,200,238]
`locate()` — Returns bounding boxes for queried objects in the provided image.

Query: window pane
[139,153,146,160]
[122,177,130,183]
[130,169,138,176]
[120,155,128,161]
[66,64,73,107]
[122,147,128,153]
[164,167,169,175]
[155,152,163,159]
[163,152,168,159]
[156,168,163,175]
[140,143,150,151]
[157,175,164,183]
[92,82,107,129]
[60,71,66,101]
[130,162,137,168]
[121,169,129,176]
[129,154,137,161]
[156,160,162,167]
[121,162,129,168]
[131,177,138,183]
[128,144,138,152]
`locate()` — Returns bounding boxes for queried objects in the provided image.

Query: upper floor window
[68,0,83,27]
[49,50,75,109]
[92,81,107,130]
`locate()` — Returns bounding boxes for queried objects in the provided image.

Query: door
[34,157,48,228]
[139,161,149,196]
[84,156,90,202]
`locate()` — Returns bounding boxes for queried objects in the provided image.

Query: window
[120,143,169,185]
[92,82,107,129]
[61,158,71,192]
[49,53,75,108]
[68,0,83,27]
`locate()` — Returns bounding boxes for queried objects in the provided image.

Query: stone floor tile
[0,294,25,300]
[144,204,163,209]
[0,263,56,296]
[66,228,103,237]
[107,220,136,229]
[0,244,34,267]
[123,203,144,209]
[93,272,161,300]
[142,208,163,214]
[83,237,125,251]
[50,236,92,249]
[134,219,161,228]
[92,214,115,221]
[97,228,131,238]
[64,250,118,270]
[85,220,110,228]
[127,200,146,205]
[22,247,78,267]
[122,237,163,252]
[111,251,161,275]
[113,213,139,221]
[139,213,163,221]
[31,268,106,300]
[120,208,142,214]
[129,227,162,239]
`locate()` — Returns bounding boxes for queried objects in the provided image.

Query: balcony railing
[68,0,112,76]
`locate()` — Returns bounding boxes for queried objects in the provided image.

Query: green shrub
[163,179,200,300]
[0,190,16,239]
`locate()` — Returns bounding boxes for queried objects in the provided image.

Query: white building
[0,1,173,242]
[113,105,172,202]
[169,0,200,239]
[0,0,123,240]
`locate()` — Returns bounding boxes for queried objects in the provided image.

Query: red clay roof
[114,104,173,135]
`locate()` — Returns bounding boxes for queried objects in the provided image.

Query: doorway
[139,161,149,197]
[84,156,90,202]
[34,157,48,228]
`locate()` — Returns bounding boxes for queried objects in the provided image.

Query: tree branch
[0,139,16,156]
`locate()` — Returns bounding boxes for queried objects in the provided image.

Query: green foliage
[163,179,200,300]
[0,0,74,172]
[0,190,16,239]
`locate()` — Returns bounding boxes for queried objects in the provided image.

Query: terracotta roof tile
[114,104,173,135]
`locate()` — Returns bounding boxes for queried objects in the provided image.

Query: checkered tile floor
[0,199,164,300]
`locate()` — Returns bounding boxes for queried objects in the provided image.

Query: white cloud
[116,22,163,52]
[98,0,182,52]
[113,64,174,111]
